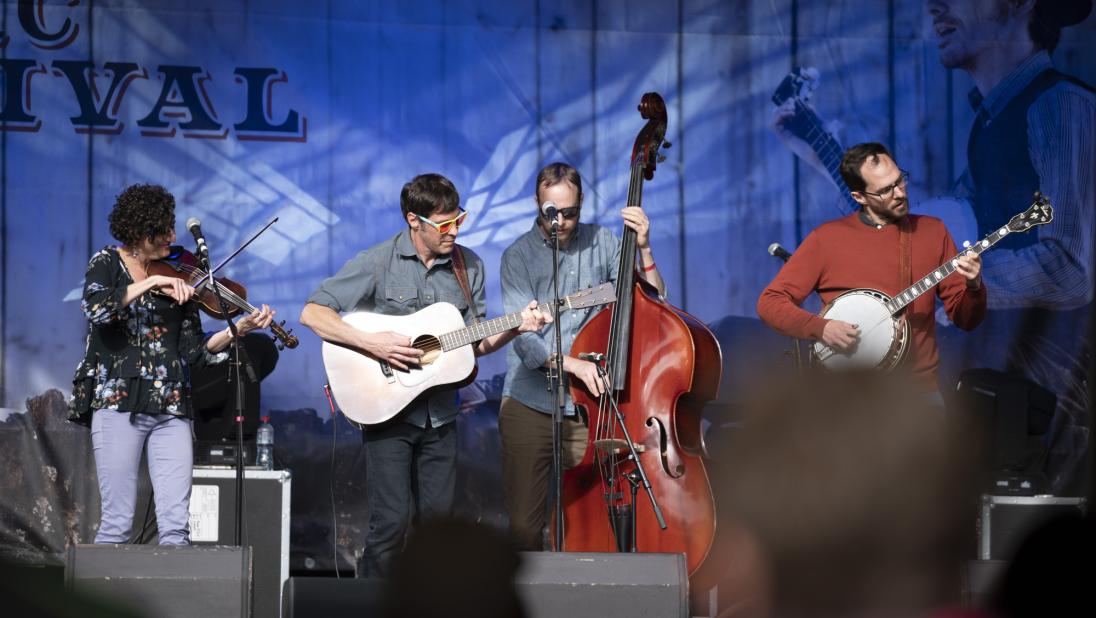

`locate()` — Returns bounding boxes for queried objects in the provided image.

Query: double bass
[558,93,722,575]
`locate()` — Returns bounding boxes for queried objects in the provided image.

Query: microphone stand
[591,357,666,548]
[195,218,277,547]
[547,217,567,551]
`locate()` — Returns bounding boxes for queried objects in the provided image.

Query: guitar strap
[899,216,912,295]
[450,245,480,324]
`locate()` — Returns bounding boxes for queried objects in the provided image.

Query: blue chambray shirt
[307,228,487,428]
[501,220,621,415]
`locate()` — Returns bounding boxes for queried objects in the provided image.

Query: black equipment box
[978,494,1087,560]
[190,467,291,618]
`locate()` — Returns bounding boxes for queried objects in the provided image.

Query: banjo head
[813,289,907,371]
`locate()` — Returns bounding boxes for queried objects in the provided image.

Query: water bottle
[256,416,274,470]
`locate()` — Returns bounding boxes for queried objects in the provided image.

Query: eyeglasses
[416,209,467,235]
[859,170,910,200]
[542,206,580,220]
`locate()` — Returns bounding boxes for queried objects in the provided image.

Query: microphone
[541,201,560,229]
[577,352,605,363]
[187,217,208,258]
[768,242,793,263]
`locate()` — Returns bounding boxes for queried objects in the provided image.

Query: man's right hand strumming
[821,320,860,352]
[361,331,423,371]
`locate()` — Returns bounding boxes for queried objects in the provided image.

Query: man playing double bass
[757,143,987,400]
[498,162,666,551]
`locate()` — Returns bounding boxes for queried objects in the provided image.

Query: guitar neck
[887,227,1006,314]
[437,300,558,352]
[792,103,861,213]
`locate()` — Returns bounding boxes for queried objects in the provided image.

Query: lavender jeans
[90,410,193,545]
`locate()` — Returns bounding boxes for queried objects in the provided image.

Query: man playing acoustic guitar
[300,173,549,577]
[757,143,987,400]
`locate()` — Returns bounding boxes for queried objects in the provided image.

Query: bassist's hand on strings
[621,206,652,249]
[362,331,423,371]
[562,355,605,397]
[821,319,860,352]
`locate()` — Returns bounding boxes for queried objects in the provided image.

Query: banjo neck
[885,224,1010,316]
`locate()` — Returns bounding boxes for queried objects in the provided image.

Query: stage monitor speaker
[282,577,387,618]
[281,552,687,618]
[65,544,252,618]
[515,552,688,618]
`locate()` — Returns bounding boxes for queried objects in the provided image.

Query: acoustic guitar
[323,283,616,425]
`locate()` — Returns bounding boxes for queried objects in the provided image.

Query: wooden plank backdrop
[0,0,1093,412]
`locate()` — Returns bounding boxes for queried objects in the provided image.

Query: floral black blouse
[68,247,226,425]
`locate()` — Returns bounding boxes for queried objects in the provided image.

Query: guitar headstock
[771,67,819,107]
[566,282,616,309]
[632,92,669,181]
[1007,192,1054,233]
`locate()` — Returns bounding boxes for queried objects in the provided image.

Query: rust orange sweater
[757,213,987,390]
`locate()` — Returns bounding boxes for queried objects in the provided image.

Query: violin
[147,246,299,350]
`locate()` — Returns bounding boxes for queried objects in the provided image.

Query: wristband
[642,262,657,273]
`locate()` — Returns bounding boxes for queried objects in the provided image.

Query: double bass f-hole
[646,416,685,478]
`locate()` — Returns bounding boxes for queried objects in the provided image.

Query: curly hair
[108,184,176,248]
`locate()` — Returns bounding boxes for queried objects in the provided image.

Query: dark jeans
[358,419,457,577]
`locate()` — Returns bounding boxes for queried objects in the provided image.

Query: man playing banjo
[757,142,987,399]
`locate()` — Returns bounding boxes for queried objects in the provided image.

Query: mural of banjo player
[757,143,987,401]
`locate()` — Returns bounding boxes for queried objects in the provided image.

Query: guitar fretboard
[437,301,554,351]
[790,101,861,214]
[885,226,1010,315]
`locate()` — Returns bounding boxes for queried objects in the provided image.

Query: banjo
[813,195,1054,370]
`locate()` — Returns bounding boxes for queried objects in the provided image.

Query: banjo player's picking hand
[822,319,860,352]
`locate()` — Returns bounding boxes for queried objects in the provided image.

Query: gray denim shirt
[501,220,621,415]
[307,228,487,427]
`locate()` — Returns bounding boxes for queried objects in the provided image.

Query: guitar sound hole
[413,334,442,365]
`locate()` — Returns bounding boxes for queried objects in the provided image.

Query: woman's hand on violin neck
[235,304,275,336]
[153,275,196,305]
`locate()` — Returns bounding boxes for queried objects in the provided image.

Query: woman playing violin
[69,183,273,545]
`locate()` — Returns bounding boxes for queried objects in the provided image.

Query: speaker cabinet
[281,552,687,618]
[65,544,252,618]
[515,552,688,618]
[282,577,388,618]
